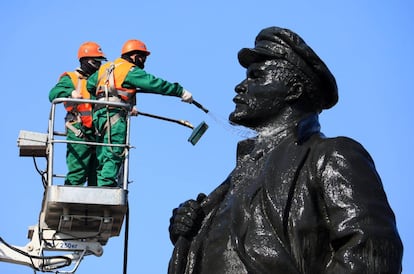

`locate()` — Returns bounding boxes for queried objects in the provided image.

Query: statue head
[229,27,338,128]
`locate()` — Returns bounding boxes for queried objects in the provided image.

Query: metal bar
[51,139,131,148]
[47,103,57,186]
[51,98,132,110]
[122,115,131,190]
[137,111,194,129]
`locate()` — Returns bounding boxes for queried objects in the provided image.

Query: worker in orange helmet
[87,39,193,187]
[49,41,107,186]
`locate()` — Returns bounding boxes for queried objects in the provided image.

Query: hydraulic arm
[0,225,103,273]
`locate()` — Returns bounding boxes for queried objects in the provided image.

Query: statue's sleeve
[168,178,230,274]
[315,137,403,274]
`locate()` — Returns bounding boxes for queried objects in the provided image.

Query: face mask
[133,55,146,69]
[80,58,102,76]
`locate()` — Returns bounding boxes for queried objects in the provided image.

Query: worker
[49,41,107,186]
[87,39,193,187]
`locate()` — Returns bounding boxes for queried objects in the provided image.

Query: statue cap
[238,26,338,110]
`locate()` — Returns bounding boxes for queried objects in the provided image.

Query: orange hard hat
[121,39,151,56]
[78,41,106,60]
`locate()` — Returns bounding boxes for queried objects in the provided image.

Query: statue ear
[285,82,304,103]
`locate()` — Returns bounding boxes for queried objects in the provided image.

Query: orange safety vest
[63,71,93,128]
[96,58,136,102]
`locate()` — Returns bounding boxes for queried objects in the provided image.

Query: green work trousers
[94,108,127,187]
[65,123,97,186]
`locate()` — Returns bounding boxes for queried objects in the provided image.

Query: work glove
[71,89,82,99]
[169,193,207,244]
[181,89,193,103]
[130,106,139,116]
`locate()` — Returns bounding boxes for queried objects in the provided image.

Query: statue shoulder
[310,135,377,177]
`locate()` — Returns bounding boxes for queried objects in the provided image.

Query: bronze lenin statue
[168,26,403,274]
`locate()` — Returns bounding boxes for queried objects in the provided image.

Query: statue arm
[169,193,207,245]
[315,137,403,274]
[169,178,231,244]
[168,179,230,274]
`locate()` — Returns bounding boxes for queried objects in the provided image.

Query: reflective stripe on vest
[96,58,136,102]
[63,71,93,128]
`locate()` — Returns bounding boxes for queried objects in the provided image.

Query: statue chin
[229,111,257,128]
[229,110,244,124]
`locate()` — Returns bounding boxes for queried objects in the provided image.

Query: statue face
[229,59,291,127]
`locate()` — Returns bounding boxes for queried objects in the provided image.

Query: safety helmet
[121,39,151,56]
[78,41,106,60]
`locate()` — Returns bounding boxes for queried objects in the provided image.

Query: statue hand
[169,193,206,244]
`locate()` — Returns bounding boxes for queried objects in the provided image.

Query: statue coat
[169,115,403,274]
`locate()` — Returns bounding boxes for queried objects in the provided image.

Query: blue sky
[1,1,413,273]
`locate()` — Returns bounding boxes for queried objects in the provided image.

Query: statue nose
[235,81,247,94]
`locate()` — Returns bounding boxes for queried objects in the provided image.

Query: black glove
[169,193,207,244]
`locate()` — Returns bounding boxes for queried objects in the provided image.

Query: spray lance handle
[192,100,209,114]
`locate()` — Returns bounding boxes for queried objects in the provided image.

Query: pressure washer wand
[192,100,209,113]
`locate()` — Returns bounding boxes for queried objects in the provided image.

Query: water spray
[191,100,257,139]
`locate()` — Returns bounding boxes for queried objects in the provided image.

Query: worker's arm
[123,67,184,97]
[48,75,75,102]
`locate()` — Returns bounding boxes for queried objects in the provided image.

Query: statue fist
[169,193,206,244]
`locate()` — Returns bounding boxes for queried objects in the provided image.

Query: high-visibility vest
[63,71,93,128]
[96,58,136,102]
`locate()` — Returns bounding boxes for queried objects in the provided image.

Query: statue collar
[237,114,321,158]
[294,114,321,145]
